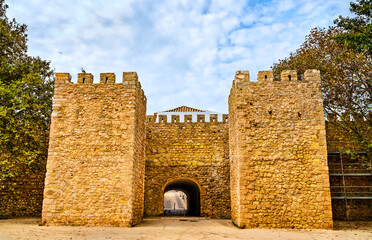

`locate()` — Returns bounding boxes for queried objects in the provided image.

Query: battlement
[146,113,228,123]
[234,69,320,84]
[53,72,146,106]
[55,73,72,84]
[77,73,93,84]
[54,72,141,86]
[100,73,115,84]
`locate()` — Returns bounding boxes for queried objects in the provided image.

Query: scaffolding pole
[328,151,371,220]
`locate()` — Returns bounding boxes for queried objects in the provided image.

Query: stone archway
[163,179,200,216]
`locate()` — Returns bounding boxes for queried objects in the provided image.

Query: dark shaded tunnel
[164,179,200,216]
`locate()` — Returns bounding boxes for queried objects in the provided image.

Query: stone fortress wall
[228,70,333,229]
[3,69,359,229]
[41,72,146,226]
[144,110,231,218]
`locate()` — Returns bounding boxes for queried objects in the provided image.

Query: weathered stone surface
[1,69,344,229]
[144,120,231,218]
[228,70,333,229]
[41,72,146,227]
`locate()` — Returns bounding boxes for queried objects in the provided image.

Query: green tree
[333,0,372,56]
[271,27,371,159]
[0,0,54,182]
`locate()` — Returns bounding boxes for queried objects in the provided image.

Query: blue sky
[6,0,351,114]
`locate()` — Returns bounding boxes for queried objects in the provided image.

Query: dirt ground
[0,217,371,240]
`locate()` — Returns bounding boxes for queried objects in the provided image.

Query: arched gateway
[163,179,200,216]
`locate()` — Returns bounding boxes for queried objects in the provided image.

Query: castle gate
[163,179,200,216]
[37,70,334,229]
[144,107,231,218]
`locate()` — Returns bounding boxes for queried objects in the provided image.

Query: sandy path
[0,217,371,240]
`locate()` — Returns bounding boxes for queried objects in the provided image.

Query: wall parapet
[54,72,144,87]
[233,69,321,85]
[146,113,228,123]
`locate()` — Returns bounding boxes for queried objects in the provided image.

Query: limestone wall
[228,70,333,229]
[42,72,146,226]
[144,119,231,218]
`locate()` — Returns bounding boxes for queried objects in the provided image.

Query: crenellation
[257,71,273,82]
[197,114,205,122]
[123,72,138,84]
[171,115,180,123]
[100,73,116,84]
[159,115,167,123]
[235,70,250,83]
[222,114,228,122]
[280,70,297,81]
[146,115,155,123]
[210,114,217,122]
[55,73,72,84]
[77,73,93,84]
[304,69,321,81]
[147,113,228,123]
[184,115,192,122]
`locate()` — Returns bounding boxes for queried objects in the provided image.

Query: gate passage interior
[163,179,200,216]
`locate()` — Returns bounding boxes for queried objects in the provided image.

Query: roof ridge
[163,105,205,112]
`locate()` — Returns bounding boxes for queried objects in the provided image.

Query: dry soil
[0,217,371,240]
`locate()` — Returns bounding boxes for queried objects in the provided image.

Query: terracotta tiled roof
[163,105,205,112]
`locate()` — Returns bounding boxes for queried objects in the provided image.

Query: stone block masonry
[42,72,146,227]
[228,70,333,229]
[33,68,337,228]
[144,119,231,218]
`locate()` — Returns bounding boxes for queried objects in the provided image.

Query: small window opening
[82,77,85,83]
[288,75,291,81]
[105,77,108,83]
[264,75,267,81]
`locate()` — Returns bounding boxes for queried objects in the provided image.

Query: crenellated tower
[42,72,147,227]
[228,70,333,229]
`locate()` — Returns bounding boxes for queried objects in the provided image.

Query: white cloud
[277,0,295,12]
[6,0,352,114]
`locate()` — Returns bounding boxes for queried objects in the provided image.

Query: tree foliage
[271,27,371,159]
[0,0,54,182]
[333,0,372,56]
